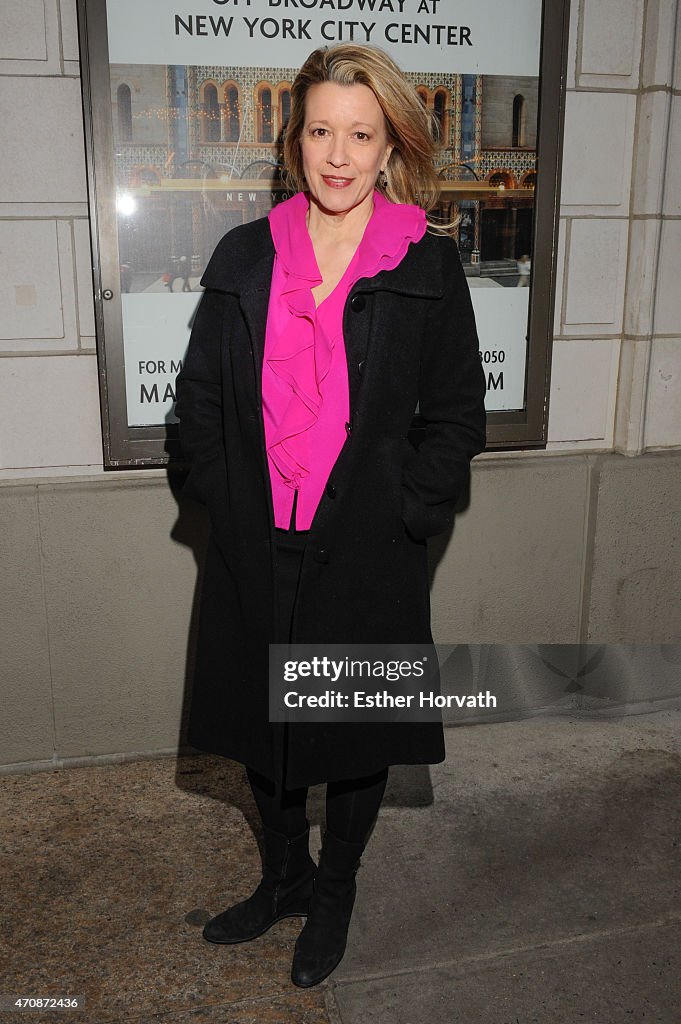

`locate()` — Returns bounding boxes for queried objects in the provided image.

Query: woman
[174,44,487,988]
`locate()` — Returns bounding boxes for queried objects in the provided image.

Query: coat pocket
[394,436,432,545]
[391,437,418,540]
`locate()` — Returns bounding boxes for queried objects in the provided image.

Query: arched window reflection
[226,85,240,142]
[117,84,132,142]
[489,171,515,189]
[279,89,291,135]
[203,83,220,143]
[433,90,448,141]
[258,86,274,144]
[513,94,526,147]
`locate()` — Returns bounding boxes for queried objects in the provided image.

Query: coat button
[358,360,365,375]
[313,547,329,564]
[345,421,353,436]
[325,482,336,499]
[350,294,366,313]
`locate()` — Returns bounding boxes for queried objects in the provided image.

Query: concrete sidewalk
[2,711,680,1023]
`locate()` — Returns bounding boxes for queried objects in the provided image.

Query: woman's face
[300,81,393,219]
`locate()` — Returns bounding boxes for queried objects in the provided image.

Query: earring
[378,169,387,187]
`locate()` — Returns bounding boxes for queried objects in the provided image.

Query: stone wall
[1,0,680,771]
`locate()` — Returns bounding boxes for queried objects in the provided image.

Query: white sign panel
[122,287,525,426]
[469,288,528,411]
[107,0,541,75]
[123,294,200,426]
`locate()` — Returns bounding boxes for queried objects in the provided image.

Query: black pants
[246,513,389,844]
[246,763,388,844]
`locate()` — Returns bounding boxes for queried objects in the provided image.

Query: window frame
[77,0,571,467]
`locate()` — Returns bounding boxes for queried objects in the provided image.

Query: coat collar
[200,212,445,301]
[200,212,446,410]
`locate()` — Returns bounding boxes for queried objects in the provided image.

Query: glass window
[80,0,570,462]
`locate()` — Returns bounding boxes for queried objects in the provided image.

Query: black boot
[291,827,366,987]
[203,823,316,944]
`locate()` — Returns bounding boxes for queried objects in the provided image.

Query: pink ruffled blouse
[263,189,426,531]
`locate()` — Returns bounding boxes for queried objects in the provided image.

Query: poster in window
[102,0,543,429]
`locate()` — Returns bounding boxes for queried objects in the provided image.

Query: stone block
[59,0,79,62]
[0,77,87,202]
[663,96,681,217]
[641,0,678,87]
[645,337,681,448]
[0,0,60,74]
[0,0,47,60]
[429,456,588,643]
[0,219,78,350]
[0,355,103,470]
[654,220,681,336]
[548,338,619,443]
[564,218,628,334]
[37,479,201,758]
[579,0,643,87]
[631,90,672,216]
[0,484,54,765]
[561,92,636,212]
[623,217,663,337]
[588,452,681,640]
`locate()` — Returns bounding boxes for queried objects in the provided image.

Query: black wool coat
[174,213,487,789]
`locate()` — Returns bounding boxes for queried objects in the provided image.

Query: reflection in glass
[512,94,526,147]
[258,86,273,144]
[433,88,448,140]
[202,83,220,143]
[279,88,291,137]
[116,83,132,141]
[109,66,538,293]
[226,84,240,142]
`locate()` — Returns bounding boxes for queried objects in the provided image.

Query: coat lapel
[200,216,276,408]
[207,215,443,416]
[354,234,445,299]
[239,252,275,408]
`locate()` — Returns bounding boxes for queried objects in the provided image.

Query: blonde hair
[283,44,442,216]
